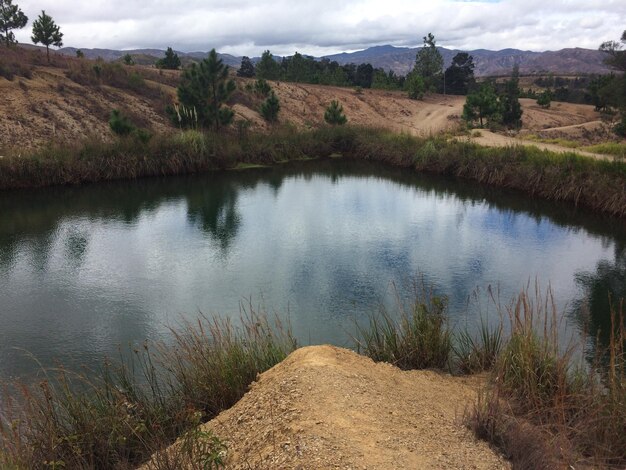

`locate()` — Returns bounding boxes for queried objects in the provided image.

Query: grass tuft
[354,284,451,370]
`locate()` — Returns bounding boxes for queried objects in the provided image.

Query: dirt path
[145,346,509,469]
[470,130,610,160]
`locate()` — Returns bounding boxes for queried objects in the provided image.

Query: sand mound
[146,345,509,469]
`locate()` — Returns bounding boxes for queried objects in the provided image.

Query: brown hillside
[0,46,614,159]
[144,346,509,469]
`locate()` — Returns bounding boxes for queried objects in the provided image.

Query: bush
[324,100,347,125]
[254,78,271,97]
[108,109,135,136]
[260,91,280,122]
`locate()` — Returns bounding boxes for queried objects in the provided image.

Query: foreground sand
[144,345,509,469]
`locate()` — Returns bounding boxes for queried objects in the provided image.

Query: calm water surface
[1,160,624,381]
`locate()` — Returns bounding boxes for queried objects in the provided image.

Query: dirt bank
[145,345,509,469]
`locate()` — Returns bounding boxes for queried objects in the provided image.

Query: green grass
[354,285,452,370]
[583,142,626,159]
[522,134,581,148]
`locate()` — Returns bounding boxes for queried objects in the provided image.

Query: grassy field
[1,126,626,218]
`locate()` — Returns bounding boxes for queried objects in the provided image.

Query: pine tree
[31,10,63,63]
[462,83,501,128]
[237,56,255,77]
[177,49,236,131]
[443,52,475,95]
[414,33,443,93]
[0,0,27,46]
[156,47,181,70]
[255,50,280,80]
[260,91,280,122]
[324,100,347,125]
[500,65,523,128]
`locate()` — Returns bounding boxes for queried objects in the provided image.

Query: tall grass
[0,309,295,469]
[2,126,625,218]
[354,284,452,370]
[467,293,626,468]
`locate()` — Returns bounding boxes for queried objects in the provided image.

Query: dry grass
[467,291,626,468]
[0,308,295,469]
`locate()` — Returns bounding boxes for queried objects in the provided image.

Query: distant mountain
[324,45,612,77]
[55,45,612,77]
[57,47,241,68]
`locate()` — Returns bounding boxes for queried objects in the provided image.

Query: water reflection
[0,159,624,381]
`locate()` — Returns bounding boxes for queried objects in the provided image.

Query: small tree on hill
[75,49,84,58]
[31,10,63,63]
[109,109,135,136]
[0,0,27,46]
[122,53,134,66]
[405,71,425,100]
[324,100,347,125]
[255,50,280,80]
[414,33,443,93]
[254,78,271,97]
[237,56,255,77]
[260,91,280,122]
[463,83,501,128]
[536,89,551,108]
[156,47,181,70]
[177,48,236,131]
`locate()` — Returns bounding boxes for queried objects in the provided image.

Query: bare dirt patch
[145,345,509,469]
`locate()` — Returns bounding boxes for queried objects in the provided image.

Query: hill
[0,46,614,159]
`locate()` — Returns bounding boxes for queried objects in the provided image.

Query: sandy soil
[144,346,509,470]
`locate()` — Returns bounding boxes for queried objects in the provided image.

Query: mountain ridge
[53,44,612,77]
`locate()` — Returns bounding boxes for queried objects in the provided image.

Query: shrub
[254,78,271,97]
[109,109,135,136]
[324,100,347,126]
[260,91,280,122]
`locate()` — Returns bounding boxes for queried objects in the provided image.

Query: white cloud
[12,0,626,55]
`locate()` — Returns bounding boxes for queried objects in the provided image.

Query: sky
[13,0,626,56]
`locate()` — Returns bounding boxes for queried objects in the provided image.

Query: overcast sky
[13,0,626,56]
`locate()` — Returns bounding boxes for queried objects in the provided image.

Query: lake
[1,159,624,382]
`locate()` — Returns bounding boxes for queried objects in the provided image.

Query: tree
[500,65,523,128]
[109,109,135,136]
[255,50,280,80]
[0,0,27,46]
[443,52,475,95]
[462,83,501,128]
[355,63,374,88]
[260,91,280,122]
[536,89,552,108]
[324,100,347,125]
[31,10,63,63]
[122,53,134,66]
[405,71,425,100]
[237,56,255,77]
[414,33,443,92]
[156,47,181,70]
[177,48,236,131]
[600,30,626,72]
[75,49,84,58]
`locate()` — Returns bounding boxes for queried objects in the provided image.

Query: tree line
[237,34,477,98]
